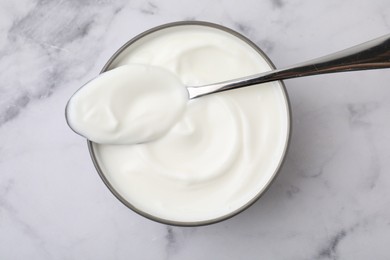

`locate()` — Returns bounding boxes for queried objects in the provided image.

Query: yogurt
[90,24,290,224]
[66,64,188,144]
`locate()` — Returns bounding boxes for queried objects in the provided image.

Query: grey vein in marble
[270,0,285,9]
[318,229,347,260]
[285,184,300,199]
[347,102,379,128]
[234,22,253,35]
[164,226,177,260]
[140,1,158,15]
[346,102,382,187]
[0,195,50,259]
[0,0,126,127]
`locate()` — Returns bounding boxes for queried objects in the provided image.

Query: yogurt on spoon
[66,64,188,145]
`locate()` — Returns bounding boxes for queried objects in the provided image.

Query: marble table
[1,0,390,259]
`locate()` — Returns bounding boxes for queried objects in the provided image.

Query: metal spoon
[187,34,390,99]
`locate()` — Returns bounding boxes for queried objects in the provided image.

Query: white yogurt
[66,64,188,144]
[92,25,290,223]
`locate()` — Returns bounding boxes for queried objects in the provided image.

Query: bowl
[88,21,292,226]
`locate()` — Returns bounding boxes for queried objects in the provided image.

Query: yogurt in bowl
[88,21,291,226]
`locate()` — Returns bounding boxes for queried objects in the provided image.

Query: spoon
[187,34,390,99]
[66,34,390,144]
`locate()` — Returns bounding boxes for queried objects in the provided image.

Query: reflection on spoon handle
[188,34,390,99]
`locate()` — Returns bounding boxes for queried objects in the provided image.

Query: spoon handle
[188,34,390,99]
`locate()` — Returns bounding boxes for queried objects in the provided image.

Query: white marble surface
[1,0,390,259]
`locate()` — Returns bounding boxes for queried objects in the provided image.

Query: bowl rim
[87,20,292,227]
